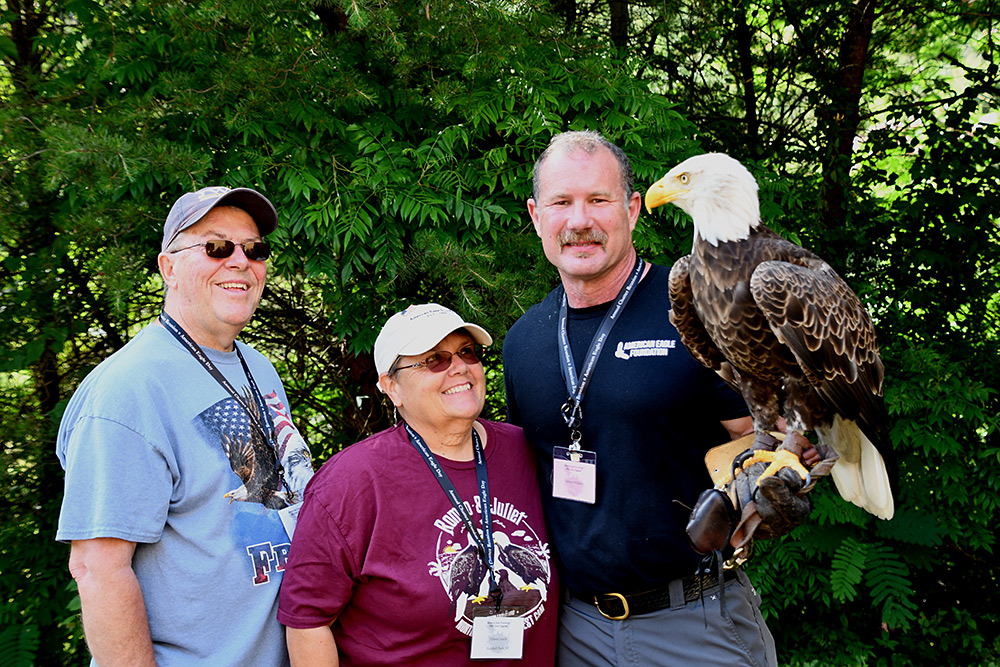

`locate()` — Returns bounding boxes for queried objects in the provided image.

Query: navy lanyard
[558,256,644,447]
[159,311,289,495]
[405,422,502,609]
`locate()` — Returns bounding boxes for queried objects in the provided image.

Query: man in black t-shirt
[504,131,778,667]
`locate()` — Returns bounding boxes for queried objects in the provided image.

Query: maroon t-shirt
[278,419,558,666]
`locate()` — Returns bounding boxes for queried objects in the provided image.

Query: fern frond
[865,543,918,629]
[0,623,39,667]
[830,537,867,602]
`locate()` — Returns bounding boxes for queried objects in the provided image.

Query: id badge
[552,446,597,504]
[470,607,526,659]
[278,501,304,540]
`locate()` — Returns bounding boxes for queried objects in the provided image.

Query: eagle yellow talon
[741,448,810,485]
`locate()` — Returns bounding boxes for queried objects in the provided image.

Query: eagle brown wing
[669,256,729,371]
[221,432,255,483]
[749,258,888,441]
[499,543,546,586]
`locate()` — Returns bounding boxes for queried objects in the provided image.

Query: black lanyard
[405,422,502,610]
[558,256,644,447]
[159,311,290,495]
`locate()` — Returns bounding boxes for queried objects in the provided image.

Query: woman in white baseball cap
[279,304,558,666]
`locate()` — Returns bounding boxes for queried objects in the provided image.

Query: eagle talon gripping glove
[687,434,834,553]
[732,460,812,542]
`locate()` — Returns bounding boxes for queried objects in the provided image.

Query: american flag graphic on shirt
[199,387,313,510]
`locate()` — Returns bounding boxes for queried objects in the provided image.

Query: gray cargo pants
[557,570,777,667]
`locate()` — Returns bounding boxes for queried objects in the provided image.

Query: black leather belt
[585,569,738,620]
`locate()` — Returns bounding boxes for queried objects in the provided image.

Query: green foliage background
[2,0,998,665]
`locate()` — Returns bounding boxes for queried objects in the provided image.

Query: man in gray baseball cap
[56,185,314,666]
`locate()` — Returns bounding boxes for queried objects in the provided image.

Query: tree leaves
[0,623,39,667]
[831,537,867,602]
[4,0,999,664]
[866,544,917,628]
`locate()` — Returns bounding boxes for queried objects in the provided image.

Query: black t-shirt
[503,263,749,595]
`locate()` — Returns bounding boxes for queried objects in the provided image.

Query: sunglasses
[392,345,482,374]
[169,239,271,261]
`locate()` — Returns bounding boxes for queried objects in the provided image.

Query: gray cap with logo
[161,186,278,252]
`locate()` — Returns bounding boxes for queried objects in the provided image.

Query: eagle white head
[644,153,762,247]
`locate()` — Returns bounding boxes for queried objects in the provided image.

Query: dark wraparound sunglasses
[391,345,482,374]
[169,239,271,261]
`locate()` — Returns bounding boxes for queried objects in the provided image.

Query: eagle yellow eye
[679,173,690,185]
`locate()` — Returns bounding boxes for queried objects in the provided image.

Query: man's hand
[693,433,839,552]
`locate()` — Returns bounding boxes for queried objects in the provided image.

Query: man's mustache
[559,230,608,246]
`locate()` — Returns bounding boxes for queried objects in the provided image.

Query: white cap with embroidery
[374,303,492,377]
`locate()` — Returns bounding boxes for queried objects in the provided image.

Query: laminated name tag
[278,502,304,539]
[552,446,597,504]
[470,608,525,659]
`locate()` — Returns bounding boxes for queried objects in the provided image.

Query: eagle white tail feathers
[819,416,895,520]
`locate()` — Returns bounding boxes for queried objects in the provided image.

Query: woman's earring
[393,406,399,424]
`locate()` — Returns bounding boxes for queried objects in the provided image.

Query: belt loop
[668,578,685,609]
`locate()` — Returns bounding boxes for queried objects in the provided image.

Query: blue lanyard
[558,256,645,445]
[405,422,502,609]
[159,311,289,494]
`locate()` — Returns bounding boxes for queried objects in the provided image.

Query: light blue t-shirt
[56,323,314,666]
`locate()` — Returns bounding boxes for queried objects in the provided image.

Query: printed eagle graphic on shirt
[446,531,548,613]
[200,387,302,510]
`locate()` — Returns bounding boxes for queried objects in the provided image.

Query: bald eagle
[448,540,487,610]
[219,388,295,510]
[645,153,895,520]
[495,533,547,591]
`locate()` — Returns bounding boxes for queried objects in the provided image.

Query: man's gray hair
[531,130,634,204]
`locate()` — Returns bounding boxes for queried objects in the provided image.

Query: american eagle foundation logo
[614,338,677,360]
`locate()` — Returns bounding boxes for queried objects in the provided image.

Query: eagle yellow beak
[644,177,686,214]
